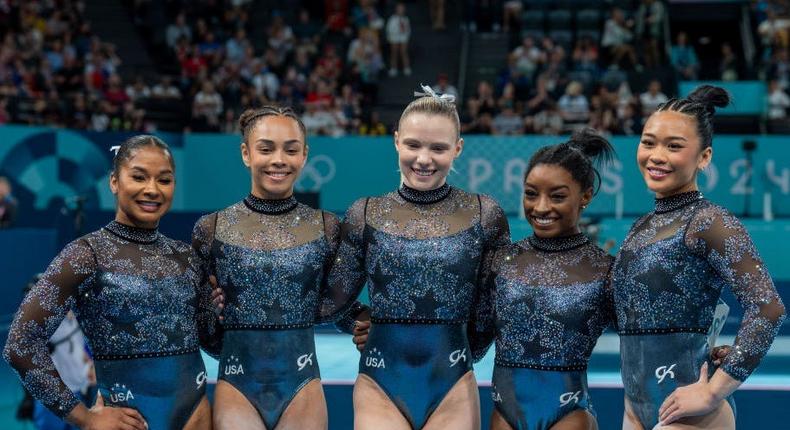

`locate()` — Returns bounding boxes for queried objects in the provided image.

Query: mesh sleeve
[191,214,223,358]
[686,206,786,381]
[324,199,371,333]
[468,195,511,362]
[3,239,95,418]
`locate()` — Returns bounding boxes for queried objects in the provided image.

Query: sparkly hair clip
[109,145,121,156]
[414,83,455,104]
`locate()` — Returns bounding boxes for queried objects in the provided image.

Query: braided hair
[654,84,731,150]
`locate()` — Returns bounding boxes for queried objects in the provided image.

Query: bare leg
[214,380,266,430]
[489,408,513,430]
[353,373,411,430]
[423,371,480,430]
[183,396,212,430]
[551,409,597,430]
[623,397,645,430]
[276,379,327,430]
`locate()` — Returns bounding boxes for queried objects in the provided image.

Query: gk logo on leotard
[449,348,467,367]
[109,383,134,403]
[224,355,245,376]
[655,364,677,384]
[297,353,314,371]
[559,391,581,407]
[365,348,386,368]
[195,371,206,389]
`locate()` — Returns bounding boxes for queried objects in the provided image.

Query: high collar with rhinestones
[243,194,298,215]
[397,183,452,204]
[104,221,159,244]
[528,233,589,252]
[655,191,703,214]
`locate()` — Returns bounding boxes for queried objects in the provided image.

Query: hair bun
[567,128,615,165]
[686,85,731,115]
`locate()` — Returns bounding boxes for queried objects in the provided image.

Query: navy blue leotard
[612,191,786,428]
[192,194,359,429]
[489,233,613,430]
[329,184,510,429]
[4,221,221,429]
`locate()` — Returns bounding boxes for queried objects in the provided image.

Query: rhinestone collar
[655,191,703,214]
[104,221,159,244]
[528,233,589,252]
[397,183,452,204]
[243,194,298,215]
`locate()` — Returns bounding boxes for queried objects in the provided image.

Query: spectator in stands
[639,79,668,117]
[492,105,524,135]
[316,43,343,82]
[758,8,789,53]
[466,111,494,134]
[635,0,666,68]
[526,76,555,115]
[386,2,411,77]
[251,60,280,101]
[337,83,362,130]
[558,81,590,130]
[588,93,617,135]
[498,82,517,112]
[66,93,90,129]
[302,100,335,135]
[293,8,322,53]
[768,79,790,120]
[268,14,295,65]
[768,48,790,89]
[572,35,599,74]
[225,29,250,65]
[433,73,458,101]
[670,32,699,80]
[125,76,150,102]
[151,76,182,99]
[166,13,192,50]
[193,80,223,131]
[359,111,388,135]
[616,102,642,135]
[352,0,385,32]
[533,101,564,135]
[325,0,352,36]
[602,7,638,70]
[429,0,446,30]
[221,109,240,134]
[719,42,739,81]
[90,99,112,131]
[104,74,129,107]
[511,36,545,83]
[468,81,498,117]
[0,176,16,228]
[348,27,384,83]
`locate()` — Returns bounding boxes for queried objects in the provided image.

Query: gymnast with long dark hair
[486,129,615,430]
[4,135,221,430]
[612,85,786,429]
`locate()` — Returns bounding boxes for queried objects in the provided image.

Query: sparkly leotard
[489,234,613,430]
[612,191,786,428]
[4,221,221,429]
[192,194,358,429]
[329,184,510,429]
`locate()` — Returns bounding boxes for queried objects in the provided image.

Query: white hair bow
[109,145,121,156]
[414,83,455,104]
